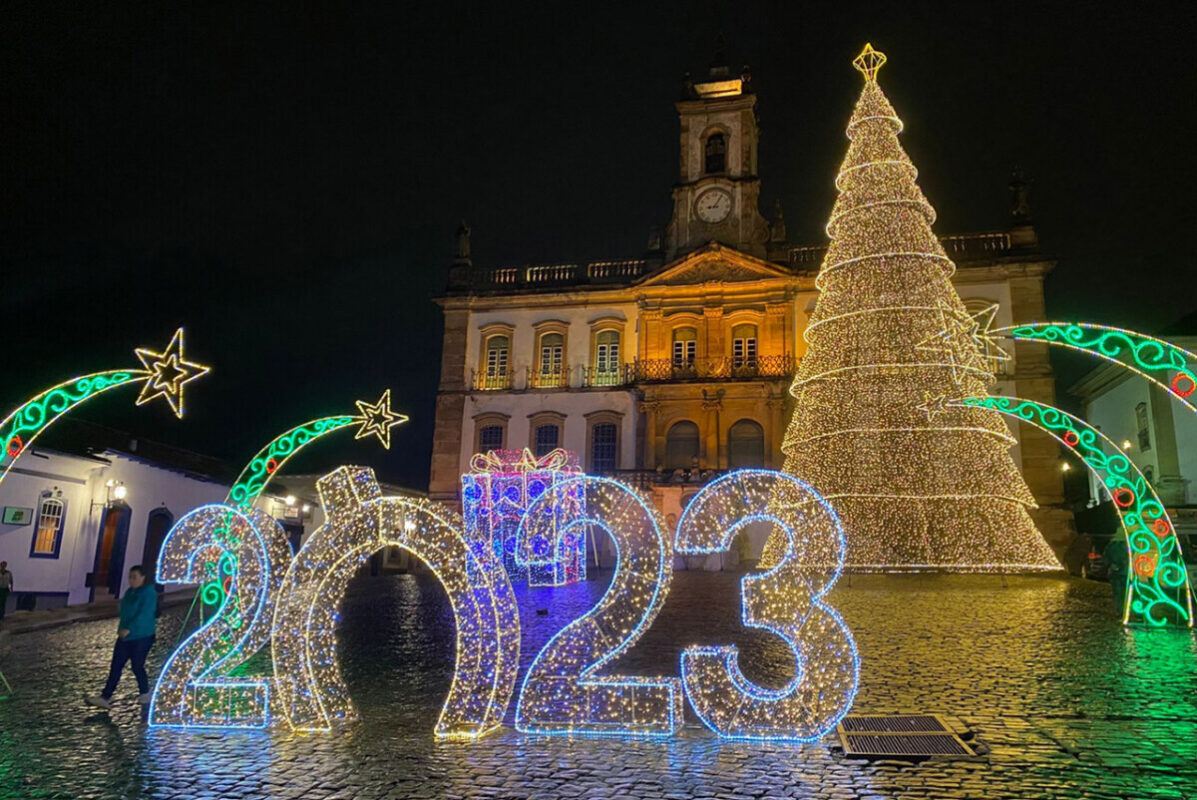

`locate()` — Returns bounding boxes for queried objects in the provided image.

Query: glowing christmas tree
[769,45,1060,571]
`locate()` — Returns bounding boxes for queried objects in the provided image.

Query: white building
[1069,327,1197,552]
[0,422,328,613]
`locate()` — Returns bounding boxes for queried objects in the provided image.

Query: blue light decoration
[271,466,519,738]
[149,505,292,728]
[675,470,859,740]
[514,475,683,737]
[461,448,586,586]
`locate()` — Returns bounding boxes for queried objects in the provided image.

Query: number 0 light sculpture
[271,466,519,738]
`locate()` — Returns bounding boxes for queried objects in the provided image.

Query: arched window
[705,133,726,174]
[672,327,697,367]
[485,335,509,378]
[665,421,700,469]
[590,422,618,472]
[31,494,66,558]
[533,424,560,458]
[539,332,564,378]
[478,425,504,452]
[595,330,620,378]
[728,419,765,468]
[732,323,758,369]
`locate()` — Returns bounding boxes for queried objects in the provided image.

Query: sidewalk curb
[0,590,197,636]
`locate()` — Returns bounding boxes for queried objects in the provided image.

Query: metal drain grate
[837,715,975,758]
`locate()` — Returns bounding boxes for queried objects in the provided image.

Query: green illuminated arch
[958,395,1193,628]
[225,416,358,510]
[996,322,1197,410]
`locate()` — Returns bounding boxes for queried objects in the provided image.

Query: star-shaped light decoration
[960,302,1013,372]
[353,389,408,449]
[916,301,1011,384]
[916,393,952,422]
[134,328,211,418]
[852,43,887,82]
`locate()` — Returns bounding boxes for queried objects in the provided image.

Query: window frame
[672,326,697,367]
[30,493,67,559]
[473,412,510,455]
[585,411,623,473]
[527,411,567,458]
[704,131,727,174]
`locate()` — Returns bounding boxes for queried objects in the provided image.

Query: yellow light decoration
[352,389,408,449]
[271,466,519,739]
[852,43,887,82]
[676,470,858,740]
[514,475,683,737]
[133,327,212,419]
[149,505,292,728]
[762,47,1060,573]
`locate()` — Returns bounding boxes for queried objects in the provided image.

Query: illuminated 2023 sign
[148,467,858,742]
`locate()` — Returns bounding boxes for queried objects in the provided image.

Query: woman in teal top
[85,565,158,710]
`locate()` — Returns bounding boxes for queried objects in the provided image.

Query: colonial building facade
[430,60,1071,554]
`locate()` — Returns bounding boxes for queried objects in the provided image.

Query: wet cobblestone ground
[1,571,1194,799]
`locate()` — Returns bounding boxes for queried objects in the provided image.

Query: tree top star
[354,389,408,449]
[133,327,211,418]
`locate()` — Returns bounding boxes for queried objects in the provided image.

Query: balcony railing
[582,365,634,388]
[471,370,512,391]
[633,355,795,383]
[448,258,654,292]
[598,469,727,492]
[788,229,1022,270]
[529,369,569,389]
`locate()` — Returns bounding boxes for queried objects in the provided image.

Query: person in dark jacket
[85,565,158,710]
[1103,534,1130,617]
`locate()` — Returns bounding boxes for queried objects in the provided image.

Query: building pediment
[636,243,793,287]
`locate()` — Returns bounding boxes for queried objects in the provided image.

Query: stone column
[1008,275,1074,556]
[702,389,724,469]
[1149,383,1190,505]
[429,307,470,506]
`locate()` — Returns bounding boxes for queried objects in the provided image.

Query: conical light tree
[769,45,1059,571]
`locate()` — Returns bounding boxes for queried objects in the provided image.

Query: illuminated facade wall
[429,62,1072,557]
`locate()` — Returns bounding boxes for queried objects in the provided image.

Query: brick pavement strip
[0,572,1194,799]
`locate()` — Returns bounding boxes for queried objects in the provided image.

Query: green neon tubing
[996,322,1197,410]
[959,395,1193,627]
[225,416,358,509]
[0,370,149,486]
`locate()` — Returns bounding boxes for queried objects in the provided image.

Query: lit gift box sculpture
[461,448,587,586]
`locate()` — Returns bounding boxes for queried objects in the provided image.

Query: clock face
[695,189,732,223]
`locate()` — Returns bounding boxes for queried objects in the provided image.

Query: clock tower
[664,53,772,260]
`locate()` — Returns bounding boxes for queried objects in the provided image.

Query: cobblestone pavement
[0,571,1194,799]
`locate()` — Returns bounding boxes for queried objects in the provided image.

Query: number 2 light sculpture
[515,475,683,736]
[270,466,519,739]
[675,470,859,740]
[150,505,292,727]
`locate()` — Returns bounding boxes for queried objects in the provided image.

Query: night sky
[3,2,1195,490]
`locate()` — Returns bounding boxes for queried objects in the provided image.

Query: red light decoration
[6,435,22,458]
[1153,517,1172,538]
[1172,373,1196,398]
[1112,487,1136,508]
[266,458,279,474]
[1062,429,1080,447]
[1134,554,1158,579]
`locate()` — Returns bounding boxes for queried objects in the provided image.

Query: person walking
[1102,534,1130,618]
[0,562,13,623]
[85,565,157,710]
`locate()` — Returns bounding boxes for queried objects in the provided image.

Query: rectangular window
[31,497,65,557]
[486,347,508,376]
[478,424,504,452]
[732,337,757,367]
[591,422,618,472]
[672,339,696,366]
[534,424,560,458]
[596,342,619,373]
[1135,402,1151,451]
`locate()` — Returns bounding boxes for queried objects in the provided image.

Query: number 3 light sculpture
[676,470,859,740]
